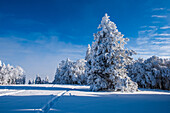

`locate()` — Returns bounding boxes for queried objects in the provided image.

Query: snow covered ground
[0,85,169,113]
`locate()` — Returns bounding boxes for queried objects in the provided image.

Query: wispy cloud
[149,26,157,28]
[151,41,170,44]
[160,26,170,29]
[135,8,170,59]
[155,37,170,40]
[152,8,165,11]
[152,33,170,36]
[151,15,167,18]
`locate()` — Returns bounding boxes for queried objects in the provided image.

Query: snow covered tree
[28,80,32,84]
[86,13,138,92]
[53,58,86,85]
[35,74,41,84]
[72,59,87,84]
[127,56,170,90]
[0,60,25,84]
[53,58,73,84]
[44,76,49,84]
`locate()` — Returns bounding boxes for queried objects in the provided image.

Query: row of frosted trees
[0,60,25,85]
[127,56,169,90]
[53,14,170,91]
[28,75,49,84]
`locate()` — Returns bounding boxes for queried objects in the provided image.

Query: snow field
[0,85,170,113]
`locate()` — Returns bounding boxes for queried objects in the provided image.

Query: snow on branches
[86,13,138,92]
[0,60,25,84]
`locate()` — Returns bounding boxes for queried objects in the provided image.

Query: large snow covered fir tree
[86,13,138,92]
[53,58,86,85]
[0,60,25,84]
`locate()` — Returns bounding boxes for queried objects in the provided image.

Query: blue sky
[0,0,170,81]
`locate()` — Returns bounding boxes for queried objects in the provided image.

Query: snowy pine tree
[86,13,138,92]
[35,74,41,84]
[53,58,73,84]
[44,76,49,84]
[28,80,32,84]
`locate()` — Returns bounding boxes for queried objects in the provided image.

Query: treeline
[53,14,170,91]
[28,75,49,84]
[127,56,170,90]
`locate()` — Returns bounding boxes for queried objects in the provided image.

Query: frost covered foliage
[0,60,25,84]
[86,14,138,92]
[127,56,170,90]
[53,59,87,85]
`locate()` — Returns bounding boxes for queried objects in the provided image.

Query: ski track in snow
[38,90,68,113]
[0,90,25,96]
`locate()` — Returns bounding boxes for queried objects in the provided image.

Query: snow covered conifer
[28,80,32,84]
[85,44,91,61]
[44,76,49,84]
[35,74,41,84]
[53,58,73,84]
[86,13,138,92]
[0,60,25,84]
[53,58,86,85]
[127,56,170,90]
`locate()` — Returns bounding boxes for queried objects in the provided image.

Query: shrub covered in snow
[85,14,138,92]
[53,58,87,85]
[127,56,170,90]
[0,60,25,84]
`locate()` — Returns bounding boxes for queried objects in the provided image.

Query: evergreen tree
[53,58,86,85]
[35,74,41,84]
[44,76,49,84]
[86,13,138,92]
[28,80,32,84]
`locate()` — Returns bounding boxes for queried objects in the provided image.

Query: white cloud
[151,15,167,18]
[152,8,165,11]
[134,7,170,59]
[160,26,170,29]
[155,37,170,40]
[140,26,147,28]
[137,51,156,55]
[152,33,170,36]
[136,37,149,45]
[151,41,170,44]
[149,26,157,28]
